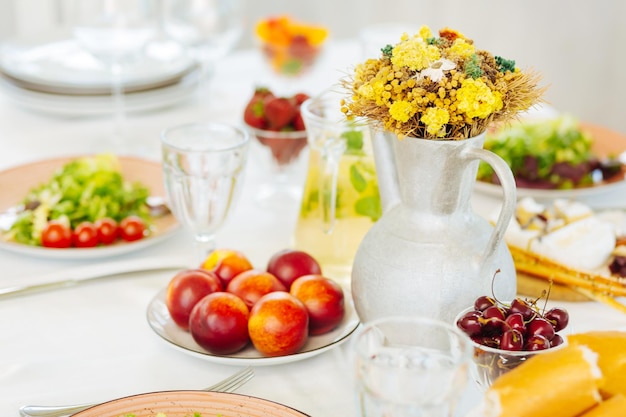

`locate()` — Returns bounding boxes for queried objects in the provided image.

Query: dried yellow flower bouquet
[342,26,545,139]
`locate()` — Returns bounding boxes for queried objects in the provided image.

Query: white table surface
[1,39,625,417]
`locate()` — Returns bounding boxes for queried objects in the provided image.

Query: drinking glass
[354,316,472,417]
[163,0,244,93]
[70,0,158,150]
[161,123,250,265]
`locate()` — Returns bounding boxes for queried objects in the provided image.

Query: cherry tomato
[119,215,146,242]
[95,217,119,245]
[41,220,72,248]
[72,221,98,248]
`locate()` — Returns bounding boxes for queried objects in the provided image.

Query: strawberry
[293,92,310,105]
[243,87,273,129]
[293,109,305,131]
[264,97,297,130]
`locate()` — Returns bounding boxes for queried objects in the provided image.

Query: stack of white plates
[0,37,201,116]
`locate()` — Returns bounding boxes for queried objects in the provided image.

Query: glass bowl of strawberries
[455,295,570,390]
[242,86,311,207]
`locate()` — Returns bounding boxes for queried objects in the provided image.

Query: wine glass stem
[194,234,216,266]
[111,61,126,152]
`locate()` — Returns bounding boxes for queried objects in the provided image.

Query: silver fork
[19,366,254,417]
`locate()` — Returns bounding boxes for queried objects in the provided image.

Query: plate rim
[0,38,197,94]
[72,390,312,417]
[146,287,360,366]
[0,154,179,260]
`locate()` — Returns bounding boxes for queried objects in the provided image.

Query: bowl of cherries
[455,295,570,390]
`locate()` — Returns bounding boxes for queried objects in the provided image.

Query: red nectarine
[189,292,250,355]
[226,269,287,309]
[266,249,322,289]
[290,274,345,335]
[248,292,309,356]
[165,269,222,330]
[201,248,253,288]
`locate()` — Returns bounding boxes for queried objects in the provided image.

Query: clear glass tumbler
[354,316,472,417]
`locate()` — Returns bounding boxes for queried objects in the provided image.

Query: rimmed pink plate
[72,391,310,417]
[0,155,178,260]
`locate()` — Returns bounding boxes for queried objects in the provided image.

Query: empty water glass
[161,122,250,265]
[354,316,472,417]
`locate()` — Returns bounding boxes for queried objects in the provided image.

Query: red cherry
[525,334,550,351]
[483,305,506,321]
[550,334,565,347]
[482,316,505,336]
[504,312,526,333]
[474,295,496,312]
[544,307,569,332]
[509,298,537,321]
[457,311,482,337]
[527,317,556,341]
[501,329,524,351]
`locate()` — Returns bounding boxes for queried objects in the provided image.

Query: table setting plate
[72,391,311,417]
[0,155,179,260]
[0,38,196,95]
[146,287,360,366]
[0,66,201,116]
[474,122,626,202]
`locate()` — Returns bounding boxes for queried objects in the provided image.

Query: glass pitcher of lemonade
[295,90,381,287]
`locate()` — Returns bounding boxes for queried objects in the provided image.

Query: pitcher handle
[318,137,347,233]
[462,147,517,267]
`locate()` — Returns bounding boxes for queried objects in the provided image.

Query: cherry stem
[490,268,504,306]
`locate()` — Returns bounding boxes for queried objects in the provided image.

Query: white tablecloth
[1,40,625,417]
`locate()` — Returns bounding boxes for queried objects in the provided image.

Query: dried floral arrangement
[341,26,546,139]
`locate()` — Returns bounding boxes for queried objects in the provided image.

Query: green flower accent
[464,54,483,79]
[381,44,393,57]
[495,56,516,73]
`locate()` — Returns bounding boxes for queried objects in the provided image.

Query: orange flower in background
[255,15,329,76]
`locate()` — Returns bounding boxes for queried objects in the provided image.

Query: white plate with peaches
[146,249,360,366]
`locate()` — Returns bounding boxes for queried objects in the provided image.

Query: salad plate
[474,122,626,202]
[0,155,178,260]
[147,288,360,366]
[71,391,310,417]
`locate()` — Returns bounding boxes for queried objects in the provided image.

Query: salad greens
[477,115,605,189]
[4,153,151,246]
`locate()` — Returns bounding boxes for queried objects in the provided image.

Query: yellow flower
[448,38,475,59]
[456,78,503,119]
[389,100,415,123]
[420,107,450,137]
[418,25,434,41]
[391,35,440,71]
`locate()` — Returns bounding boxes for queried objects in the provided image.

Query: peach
[248,292,309,356]
[266,249,322,289]
[165,269,222,330]
[189,292,250,355]
[226,269,287,309]
[290,275,345,335]
[201,248,253,288]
